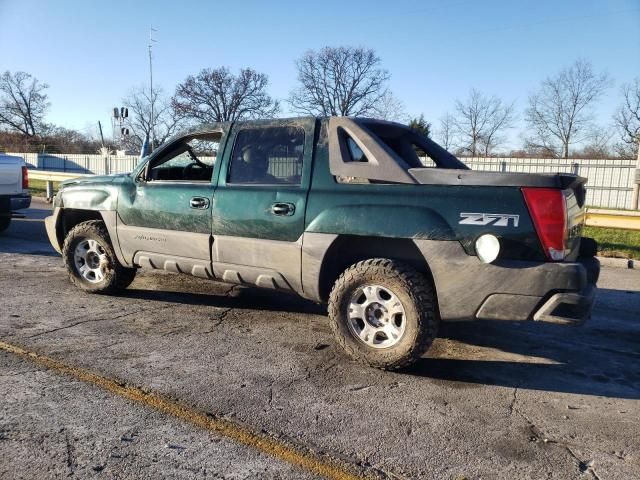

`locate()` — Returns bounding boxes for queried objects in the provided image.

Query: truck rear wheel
[0,216,10,233]
[328,258,439,370]
[62,220,136,294]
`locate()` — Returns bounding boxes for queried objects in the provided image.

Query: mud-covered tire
[62,220,137,294]
[328,258,439,371]
[0,216,11,233]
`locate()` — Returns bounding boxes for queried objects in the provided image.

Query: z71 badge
[459,212,520,227]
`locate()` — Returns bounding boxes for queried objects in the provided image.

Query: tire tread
[328,258,439,371]
[62,220,136,294]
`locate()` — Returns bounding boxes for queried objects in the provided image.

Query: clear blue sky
[1,0,639,149]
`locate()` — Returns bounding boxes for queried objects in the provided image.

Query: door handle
[271,202,295,216]
[190,197,210,209]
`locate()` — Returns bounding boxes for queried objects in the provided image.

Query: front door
[117,128,227,276]
[210,119,316,293]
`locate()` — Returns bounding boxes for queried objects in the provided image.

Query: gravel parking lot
[1,200,639,479]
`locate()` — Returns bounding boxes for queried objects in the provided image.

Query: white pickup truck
[0,154,31,232]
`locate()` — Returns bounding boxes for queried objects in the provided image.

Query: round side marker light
[475,234,500,263]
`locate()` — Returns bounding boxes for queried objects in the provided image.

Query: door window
[227,127,304,185]
[147,133,220,182]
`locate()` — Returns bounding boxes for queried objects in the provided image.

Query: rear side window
[337,134,372,183]
[346,137,368,162]
[228,127,304,185]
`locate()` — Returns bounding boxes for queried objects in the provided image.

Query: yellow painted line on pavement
[0,340,368,480]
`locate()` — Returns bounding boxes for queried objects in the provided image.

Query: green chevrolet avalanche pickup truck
[45,117,599,370]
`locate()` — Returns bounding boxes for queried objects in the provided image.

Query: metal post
[149,27,157,152]
[46,181,53,202]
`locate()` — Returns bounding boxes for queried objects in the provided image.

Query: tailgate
[564,177,587,261]
[0,160,22,196]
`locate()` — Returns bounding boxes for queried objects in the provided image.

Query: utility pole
[97,121,105,149]
[148,26,157,151]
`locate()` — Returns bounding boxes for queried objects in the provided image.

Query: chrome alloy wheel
[73,239,109,283]
[347,284,407,349]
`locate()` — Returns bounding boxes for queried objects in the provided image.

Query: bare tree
[122,86,183,150]
[521,140,559,158]
[526,59,611,159]
[576,127,613,158]
[0,128,102,154]
[172,67,279,123]
[436,113,456,151]
[288,46,391,117]
[41,126,104,153]
[452,89,516,156]
[373,91,407,122]
[0,71,50,136]
[613,77,640,158]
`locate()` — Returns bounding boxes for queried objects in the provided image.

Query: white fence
[13,152,140,175]
[460,157,636,210]
[11,152,637,210]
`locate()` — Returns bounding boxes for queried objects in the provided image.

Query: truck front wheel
[328,258,439,371]
[62,220,136,294]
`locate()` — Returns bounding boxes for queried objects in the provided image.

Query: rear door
[210,119,316,294]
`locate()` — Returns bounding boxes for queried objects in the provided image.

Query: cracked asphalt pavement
[0,200,639,479]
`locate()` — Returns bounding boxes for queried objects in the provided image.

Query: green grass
[583,226,640,260]
[29,179,61,197]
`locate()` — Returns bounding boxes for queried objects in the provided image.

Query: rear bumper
[0,193,31,214]
[413,239,600,325]
[532,283,596,325]
[532,255,599,325]
[474,256,599,325]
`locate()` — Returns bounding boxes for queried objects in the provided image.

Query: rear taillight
[522,187,567,261]
[22,166,29,189]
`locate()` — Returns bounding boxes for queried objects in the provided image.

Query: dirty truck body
[45,116,599,370]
